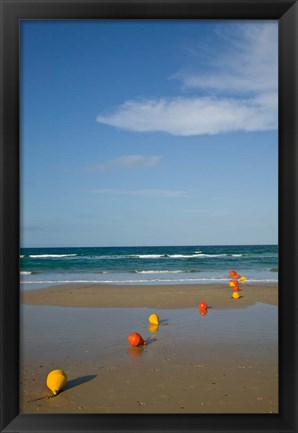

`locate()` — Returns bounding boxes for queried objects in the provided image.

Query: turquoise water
[20,245,278,289]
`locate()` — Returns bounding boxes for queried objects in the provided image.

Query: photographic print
[20,19,278,414]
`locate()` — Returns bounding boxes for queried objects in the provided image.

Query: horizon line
[20,243,278,249]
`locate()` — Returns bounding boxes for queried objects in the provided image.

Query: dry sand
[20,283,278,414]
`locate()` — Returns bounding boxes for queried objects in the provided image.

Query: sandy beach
[20,283,278,414]
[21,282,278,309]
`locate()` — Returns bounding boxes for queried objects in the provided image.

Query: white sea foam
[169,254,200,258]
[22,276,278,285]
[20,255,25,258]
[197,253,228,257]
[29,254,78,258]
[81,255,118,260]
[22,280,110,284]
[61,252,231,260]
[22,278,226,284]
[169,253,227,258]
[20,271,32,275]
[135,270,183,274]
[82,254,164,260]
[137,254,164,259]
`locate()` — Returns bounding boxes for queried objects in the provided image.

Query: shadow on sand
[146,336,157,345]
[65,374,97,391]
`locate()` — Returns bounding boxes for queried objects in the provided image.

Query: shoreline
[21,282,278,309]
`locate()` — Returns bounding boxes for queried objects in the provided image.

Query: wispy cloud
[96,94,277,136]
[89,154,161,172]
[173,23,278,95]
[96,23,277,136]
[90,188,190,198]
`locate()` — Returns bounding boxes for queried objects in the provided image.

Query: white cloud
[96,22,278,136]
[90,154,161,172]
[90,188,190,198]
[97,94,277,136]
[174,23,278,95]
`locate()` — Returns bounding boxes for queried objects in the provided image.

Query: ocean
[20,245,278,290]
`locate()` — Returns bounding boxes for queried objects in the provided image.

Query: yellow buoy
[232,292,240,299]
[48,369,67,378]
[148,323,159,333]
[148,313,159,325]
[46,369,67,396]
[240,276,247,282]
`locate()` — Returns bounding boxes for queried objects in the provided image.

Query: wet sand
[21,282,278,309]
[20,283,278,414]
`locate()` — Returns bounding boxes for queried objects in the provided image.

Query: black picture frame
[0,1,297,432]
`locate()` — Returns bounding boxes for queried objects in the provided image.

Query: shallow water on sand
[21,303,277,367]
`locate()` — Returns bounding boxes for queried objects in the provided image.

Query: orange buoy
[229,270,237,278]
[235,273,241,279]
[233,285,240,292]
[199,301,207,310]
[128,332,147,347]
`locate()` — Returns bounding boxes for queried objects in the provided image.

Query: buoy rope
[26,395,48,403]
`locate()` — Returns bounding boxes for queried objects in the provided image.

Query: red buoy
[199,302,208,310]
[199,309,208,316]
[128,332,147,347]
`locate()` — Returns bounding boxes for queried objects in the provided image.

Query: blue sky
[20,20,278,247]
